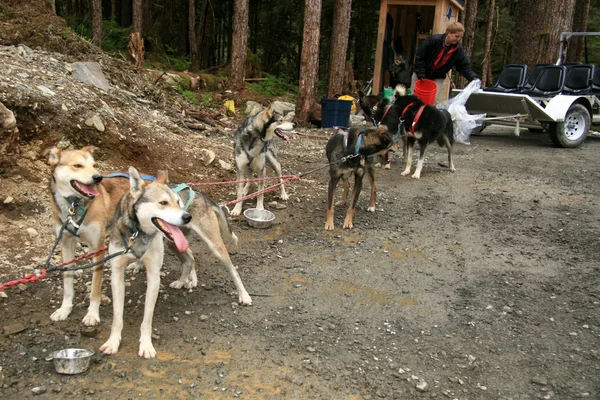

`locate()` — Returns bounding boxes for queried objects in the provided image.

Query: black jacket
[414,34,478,81]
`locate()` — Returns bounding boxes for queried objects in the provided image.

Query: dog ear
[128,166,145,198]
[44,147,61,166]
[80,146,98,154]
[262,103,273,122]
[156,170,169,184]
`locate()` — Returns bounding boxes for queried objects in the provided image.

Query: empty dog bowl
[52,348,94,374]
[243,208,275,228]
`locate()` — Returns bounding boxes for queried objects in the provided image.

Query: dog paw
[82,313,100,326]
[384,162,391,170]
[325,222,334,231]
[126,261,144,274]
[238,292,253,306]
[230,206,243,217]
[169,280,185,289]
[374,162,382,168]
[400,169,411,176]
[411,173,421,180]
[280,192,289,201]
[50,307,72,322]
[449,166,456,172]
[343,220,354,229]
[100,338,121,355]
[367,206,376,212]
[138,341,157,358]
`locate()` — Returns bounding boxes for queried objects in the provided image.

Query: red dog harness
[401,102,426,136]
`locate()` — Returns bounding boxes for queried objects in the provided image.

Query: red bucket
[414,79,437,105]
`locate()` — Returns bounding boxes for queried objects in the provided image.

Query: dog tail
[394,84,406,97]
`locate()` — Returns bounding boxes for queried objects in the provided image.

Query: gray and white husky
[231,104,295,216]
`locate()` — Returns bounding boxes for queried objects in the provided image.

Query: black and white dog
[231,104,295,216]
[373,85,455,179]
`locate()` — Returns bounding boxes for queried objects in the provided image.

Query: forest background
[2,0,599,119]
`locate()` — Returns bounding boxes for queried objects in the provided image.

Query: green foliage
[63,16,129,55]
[199,93,219,108]
[246,74,297,97]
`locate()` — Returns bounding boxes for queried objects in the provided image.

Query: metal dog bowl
[52,348,94,374]
[243,208,275,228]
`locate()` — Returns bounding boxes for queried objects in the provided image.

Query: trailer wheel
[548,104,590,148]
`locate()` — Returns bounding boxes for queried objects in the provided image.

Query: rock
[245,101,263,116]
[531,376,548,385]
[31,386,47,395]
[272,101,295,116]
[3,322,26,335]
[26,227,39,237]
[80,326,100,338]
[37,85,56,97]
[218,160,233,171]
[350,114,366,125]
[415,381,428,392]
[200,149,216,166]
[0,291,7,298]
[0,102,16,129]
[3,196,13,204]
[283,111,295,123]
[71,61,111,91]
[85,115,105,132]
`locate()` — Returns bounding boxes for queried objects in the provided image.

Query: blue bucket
[321,99,352,128]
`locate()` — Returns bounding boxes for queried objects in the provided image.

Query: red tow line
[0,246,108,292]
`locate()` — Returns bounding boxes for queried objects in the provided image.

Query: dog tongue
[79,183,100,197]
[163,221,189,252]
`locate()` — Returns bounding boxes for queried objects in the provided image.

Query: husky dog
[325,126,396,230]
[374,85,455,179]
[100,168,191,358]
[45,146,130,325]
[231,104,295,216]
[100,167,251,358]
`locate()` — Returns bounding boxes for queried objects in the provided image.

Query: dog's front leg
[255,164,266,210]
[336,178,349,207]
[325,175,341,230]
[366,165,377,212]
[138,242,164,358]
[442,135,456,172]
[266,151,288,201]
[50,234,77,322]
[412,142,428,179]
[100,250,134,355]
[401,138,414,177]
[231,164,247,216]
[344,171,364,229]
[82,226,105,326]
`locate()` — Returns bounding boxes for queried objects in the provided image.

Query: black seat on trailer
[522,63,554,90]
[484,64,528,93]
[520,65,566,97]
[561,61,583,68]
[592,66,600,93]
[562,64,594,94]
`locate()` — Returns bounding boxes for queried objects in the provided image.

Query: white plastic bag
[438,79,486,145]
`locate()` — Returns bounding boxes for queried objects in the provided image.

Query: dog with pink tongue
[100,167,191,358]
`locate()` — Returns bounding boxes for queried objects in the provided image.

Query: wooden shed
[372,0,465,100]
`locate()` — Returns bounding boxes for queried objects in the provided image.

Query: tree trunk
[296,0,321,124]
[189,0,199,71]
[456,0,478,89]
[567,0,590,62]
[229,0,249,89]
[327,0,352,98]
[128,0,144,67]
[132,0,142,33]
[92,0,102,48]
[111,0,117,21]
[512,0,576,65]
[480,0,495,86]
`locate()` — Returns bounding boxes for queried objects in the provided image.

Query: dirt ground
[1,123,600,399]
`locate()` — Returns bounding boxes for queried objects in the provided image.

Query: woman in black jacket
[411,22,478,103]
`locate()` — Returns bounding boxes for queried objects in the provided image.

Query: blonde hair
[446,22,465,34]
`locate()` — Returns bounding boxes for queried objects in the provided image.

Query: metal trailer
[451,32,600,148]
